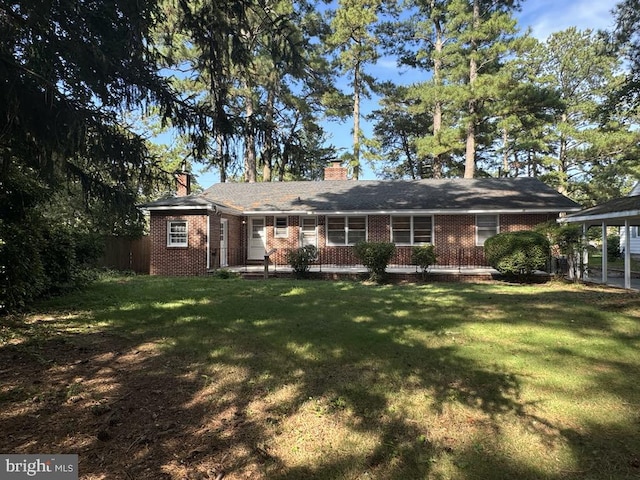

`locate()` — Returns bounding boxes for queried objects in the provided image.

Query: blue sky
[195,0,619,186]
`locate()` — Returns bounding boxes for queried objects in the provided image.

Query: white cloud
[518,0,617,40]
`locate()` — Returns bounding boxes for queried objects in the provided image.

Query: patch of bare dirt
[0,319,277,479]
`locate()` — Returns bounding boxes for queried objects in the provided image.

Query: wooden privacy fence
[98,236,150,274]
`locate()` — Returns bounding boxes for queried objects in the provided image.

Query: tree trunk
[353,60,361,180]
[262,85,276,182]
[217,132,226,183]
[502,127,509,176]
[432,7,444,179]
[463,0,480,179]
[557,112,568,194]
[244,92,256,183]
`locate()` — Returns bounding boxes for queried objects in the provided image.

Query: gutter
[242,208,582,216]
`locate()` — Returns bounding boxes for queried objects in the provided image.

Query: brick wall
[151,211,561,274]
[368,215,390,242]
[149,211,210,276]
[500,213,556,232]
[266,216,300,264]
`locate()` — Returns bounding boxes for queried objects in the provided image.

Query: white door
[300,216,317,247]
[220,219,228,267]
[248,217,266,260]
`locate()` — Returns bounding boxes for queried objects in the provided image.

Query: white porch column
[601,221,608,284]
[581,224,588,280]
[625,220,631,289]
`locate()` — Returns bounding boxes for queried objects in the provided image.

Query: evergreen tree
[524,28,637,200]
[326,0,384,179]
[0,0,186,309]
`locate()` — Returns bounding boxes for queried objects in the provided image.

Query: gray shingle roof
[143,177,581,213]
[563,195,640,225]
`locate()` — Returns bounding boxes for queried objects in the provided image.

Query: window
[274,216,288,238]
[476,215,499,246]
[327,216,366,245]
[167,220,188,247]
[392,216,433,244]
[300,216,317,247]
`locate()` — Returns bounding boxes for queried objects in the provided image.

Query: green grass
[4,276,640,479]
[589,253,640,271]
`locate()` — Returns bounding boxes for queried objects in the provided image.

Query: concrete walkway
[584,269,640,291]
[225,264,500,275]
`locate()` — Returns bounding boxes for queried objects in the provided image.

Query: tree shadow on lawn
[1,278,639,479]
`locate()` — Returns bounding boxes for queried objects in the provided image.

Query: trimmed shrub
[411,245,437,278]
[484,231,550,277]
[354,241,396,283]
[286,245,318,277]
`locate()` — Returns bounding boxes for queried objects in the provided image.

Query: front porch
[214,246,491,272]
[217,263,503,283]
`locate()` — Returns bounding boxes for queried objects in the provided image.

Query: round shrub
[484,231,550,277]
[411,245,437,276]
[354,241,396,282]
[286,245,318,277]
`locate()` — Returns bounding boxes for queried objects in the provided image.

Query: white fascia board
[243,210,313,215]
[142,205,215,212]
[249,208,579,216]
[560,209,640,224]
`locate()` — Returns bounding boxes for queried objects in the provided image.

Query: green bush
[286,245,318,277]
[0,218,48,311]
[0,220,105,312]
[607,235,621,261]
[42,225,77,293]
[214,268,239,279]
[354,241,396,283]
[484,231,550,278]
[411,245,437,277]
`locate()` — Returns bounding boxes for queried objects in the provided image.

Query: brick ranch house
[141,164,581,276]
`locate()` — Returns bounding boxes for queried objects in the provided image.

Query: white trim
[145,205,214,211]
[143,204,239,215]
[625,220,632,289]
[562,209,640,224]
[391,215,434,245]
[326,215,367,246]
[220,218,229,267]
[299,216,318,247]
[476,214,499,247]
[167,220,188,247]
[244,208,578,216]
[274,216,288,238]
[601,222,608,284]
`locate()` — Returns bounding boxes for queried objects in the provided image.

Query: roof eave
[242,207,580,215]
[560,209,640,225]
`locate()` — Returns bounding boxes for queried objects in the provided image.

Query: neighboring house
[141,164,581,276]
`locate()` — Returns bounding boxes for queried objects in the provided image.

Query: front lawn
[1,276,639,479]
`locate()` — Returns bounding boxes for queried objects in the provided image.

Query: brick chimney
[324,160,349,181]
[175,171,191,196]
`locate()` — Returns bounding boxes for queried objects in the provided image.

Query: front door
[248,217,266,260]
[220,219,228,267]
